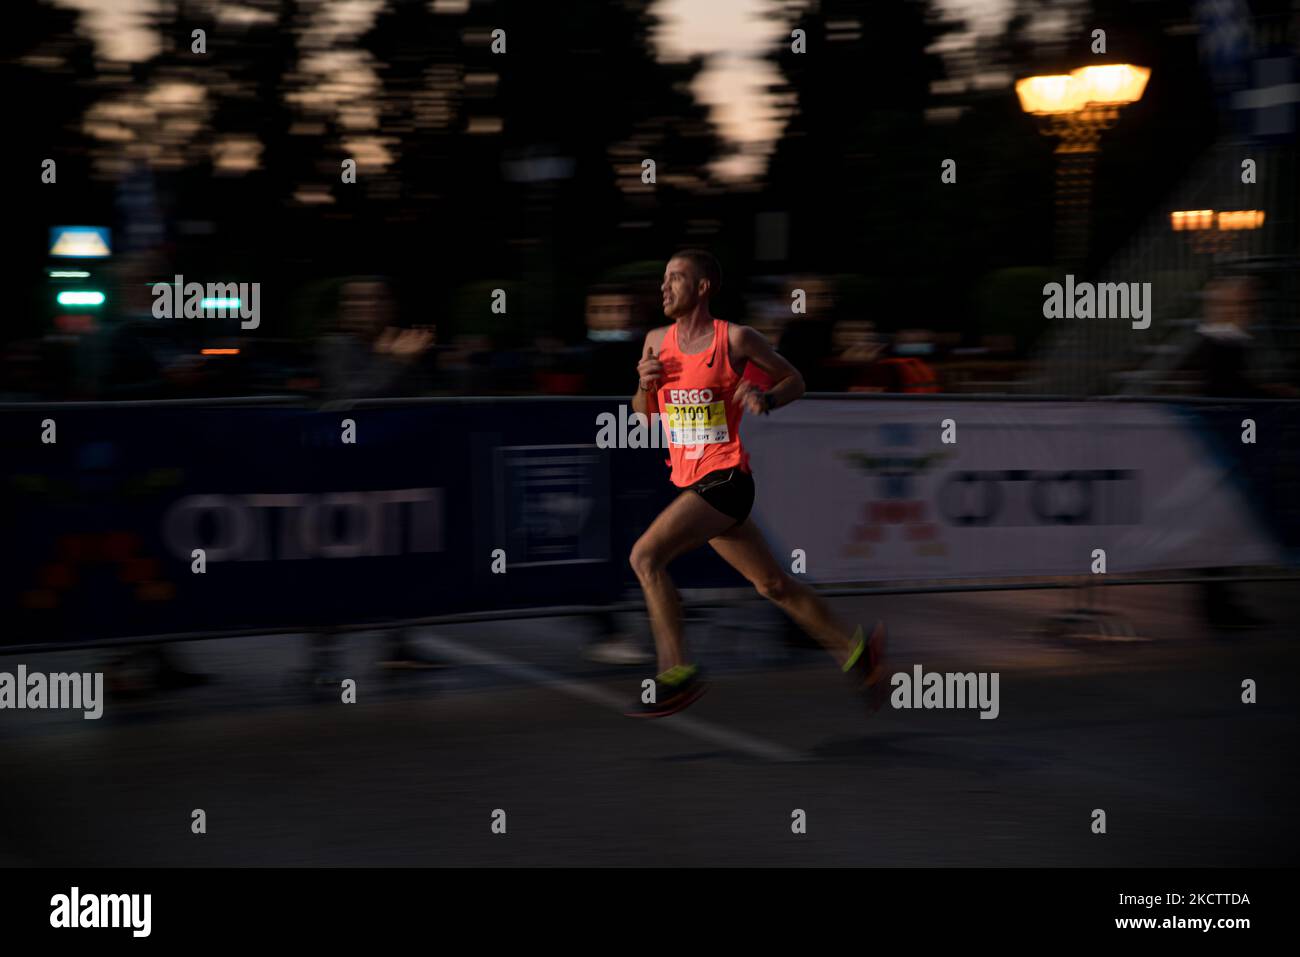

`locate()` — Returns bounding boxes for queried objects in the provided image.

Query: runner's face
[662,259,702,318]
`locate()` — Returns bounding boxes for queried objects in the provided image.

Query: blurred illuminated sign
[56,291,106,306]
[1170,209,1266,231]
[49,226,112,258]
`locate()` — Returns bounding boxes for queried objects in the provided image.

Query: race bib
[663,399,730,446]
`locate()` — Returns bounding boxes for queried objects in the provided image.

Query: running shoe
[843,620,889,712]
[624,663,708,717]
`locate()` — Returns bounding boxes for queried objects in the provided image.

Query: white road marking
[420,633,805,763]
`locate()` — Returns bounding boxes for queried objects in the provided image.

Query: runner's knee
[629,540,664,580]
[754,572,789,603]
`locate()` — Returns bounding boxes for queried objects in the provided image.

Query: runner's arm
[733,325,804,411]
[631,381,650,416]
[631,328,666,415]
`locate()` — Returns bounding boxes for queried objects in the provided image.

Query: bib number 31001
[664,401,729,445]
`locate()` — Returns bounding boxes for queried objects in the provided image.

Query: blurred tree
[359,0,727,343]
[974,266,1056,351]
[106,0,338,333]
[763,0,962,327]
[763,0,1225,344]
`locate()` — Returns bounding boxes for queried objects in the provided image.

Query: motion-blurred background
[4,0,1297,400]
[1,0,1298,868]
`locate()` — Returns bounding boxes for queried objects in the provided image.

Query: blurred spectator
[533,334,585,395]
[439,333,495,394]
[313,277,442,672]
[824,318,884,390]
[75,317,166,399]
[873,355,941,393]
[317,278,434,401]
[825,321,942,393]
[872,329,942,393]
[1185,275,1270,631]
[579,284,651,396]
[1187,275,1269,398]
[71,252,269,401]
[577,283,652,664]
[487,339,534,394]
[65,256,168,400]
[777,276,837,391]
[746,312,784,349]
[92,255,209,694]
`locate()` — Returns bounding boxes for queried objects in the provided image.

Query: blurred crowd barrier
[744,396,1299,581]
[3,395,1298,648]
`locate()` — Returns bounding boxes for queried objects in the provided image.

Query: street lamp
[1017,64,1150,267]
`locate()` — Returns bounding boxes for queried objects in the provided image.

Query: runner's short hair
[673,249,721,299]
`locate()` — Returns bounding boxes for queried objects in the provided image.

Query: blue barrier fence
[3,394,1298,649]
[0,398,749,647]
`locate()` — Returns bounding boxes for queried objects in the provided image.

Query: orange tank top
[655,318,750,487]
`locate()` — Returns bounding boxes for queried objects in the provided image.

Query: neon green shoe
[624,663,709,718]
[843,620,889,713]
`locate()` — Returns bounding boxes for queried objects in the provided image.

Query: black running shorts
[688,467,755,524]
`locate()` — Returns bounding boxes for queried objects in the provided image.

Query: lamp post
[1016,64,1150,270]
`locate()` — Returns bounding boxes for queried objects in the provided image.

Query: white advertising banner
[742,400,1280,582]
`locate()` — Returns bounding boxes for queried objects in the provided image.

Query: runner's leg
[708,518,856,665]
[630,491,738,671]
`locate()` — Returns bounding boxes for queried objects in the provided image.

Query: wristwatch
[763,392,776,414]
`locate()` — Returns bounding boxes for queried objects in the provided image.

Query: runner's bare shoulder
[644,326,671,353]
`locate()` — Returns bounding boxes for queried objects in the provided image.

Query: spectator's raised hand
[376,327,434,359]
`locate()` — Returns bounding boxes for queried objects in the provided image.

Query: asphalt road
[0,582,1296,866]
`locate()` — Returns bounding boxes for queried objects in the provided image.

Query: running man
[625,249,886,717]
